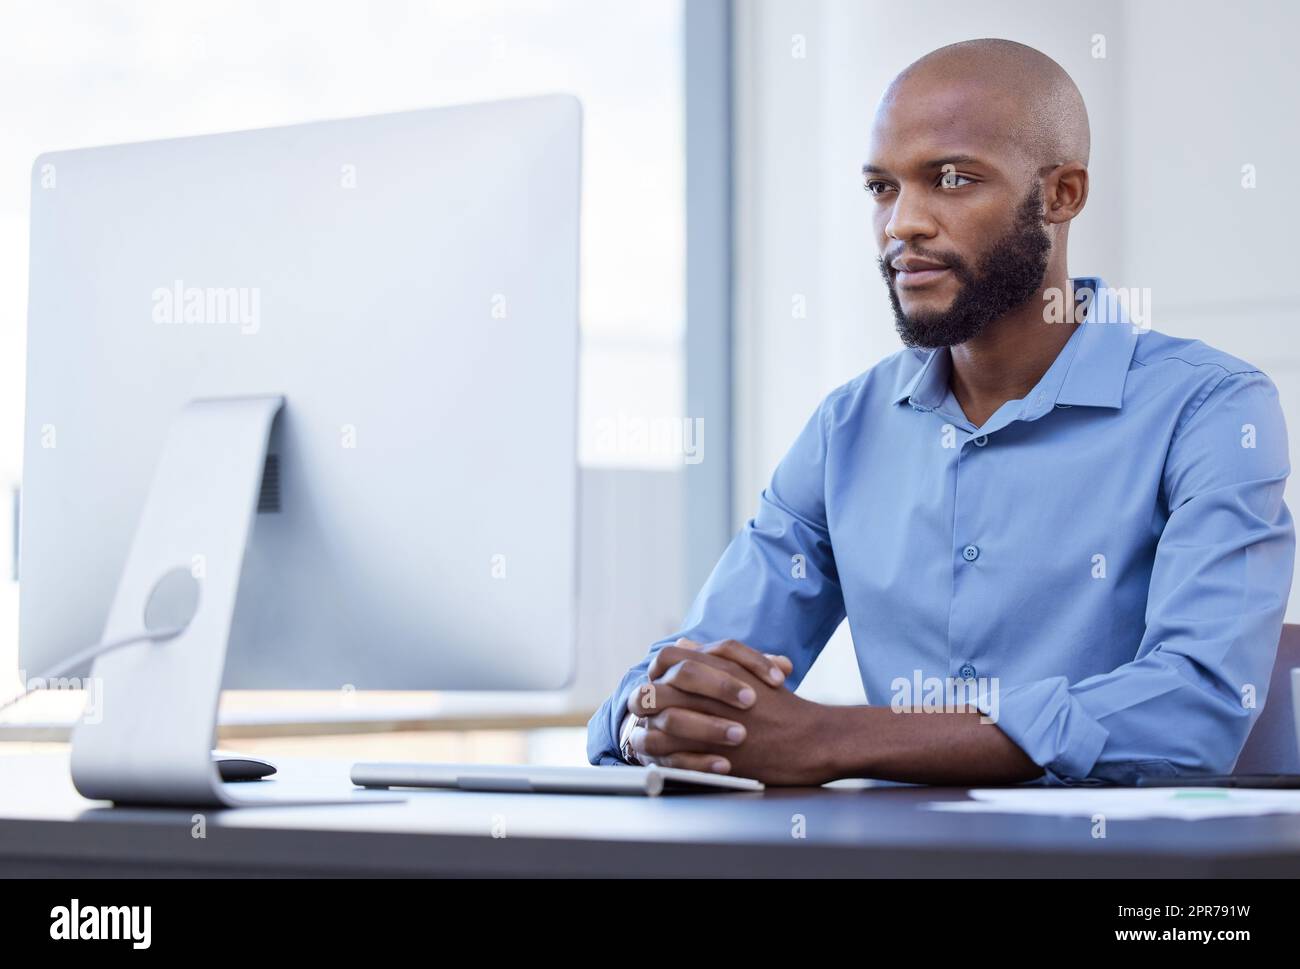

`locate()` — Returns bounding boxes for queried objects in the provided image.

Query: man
[587,38,1296,786]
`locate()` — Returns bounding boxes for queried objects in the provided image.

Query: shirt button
[958,663,977,680]
[962,544,980,562]
[972,434,988,447]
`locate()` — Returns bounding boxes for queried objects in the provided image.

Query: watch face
[619,714,643,763]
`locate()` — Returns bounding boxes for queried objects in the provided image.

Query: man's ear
[1043,162,1089,225]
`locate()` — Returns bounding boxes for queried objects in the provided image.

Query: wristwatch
[618,711,646,765]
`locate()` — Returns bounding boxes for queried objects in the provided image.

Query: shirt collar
[1054,277,1140,408]
[891,276,1139,414]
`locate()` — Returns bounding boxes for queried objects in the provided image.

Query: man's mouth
[893,264,951,288]
[889,256,952,289]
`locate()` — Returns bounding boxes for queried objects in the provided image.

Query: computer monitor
[20,94,581,704]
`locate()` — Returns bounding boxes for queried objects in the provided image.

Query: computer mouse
[212,750,278,782]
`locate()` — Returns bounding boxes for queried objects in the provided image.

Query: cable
[0,625,187,719]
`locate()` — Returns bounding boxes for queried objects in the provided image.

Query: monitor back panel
[22,96,581,690]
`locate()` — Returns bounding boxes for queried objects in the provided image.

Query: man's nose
[884,188,938,243]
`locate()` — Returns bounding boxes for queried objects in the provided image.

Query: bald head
[884,38,1089,169]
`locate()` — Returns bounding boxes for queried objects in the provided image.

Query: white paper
[927,787,1300,820]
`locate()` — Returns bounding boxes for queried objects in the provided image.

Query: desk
[2,754,1300,877]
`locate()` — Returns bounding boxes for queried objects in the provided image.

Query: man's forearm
[820,704,1045,785]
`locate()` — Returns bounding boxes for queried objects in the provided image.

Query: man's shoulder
[1129,329,1283,435]
[1132,328,1266,383]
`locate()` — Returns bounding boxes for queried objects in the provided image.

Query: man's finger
[654,638,789,688]
[649,751,732,774]
[646,646,758,705]
[626,681,690,717]
[655,655,757,710]
[700,639,788,686]
[766,653,795,675]
[647,643,717,680]
[647,706,746,746]
[629,726,731,773]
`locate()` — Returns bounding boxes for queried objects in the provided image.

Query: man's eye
[864,180,893,197]
[938,172,974,189]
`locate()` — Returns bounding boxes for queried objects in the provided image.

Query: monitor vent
[257,454,281,513]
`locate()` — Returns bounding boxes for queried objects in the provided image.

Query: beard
[878,183,1052,349]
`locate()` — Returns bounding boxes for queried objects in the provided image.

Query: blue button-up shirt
[588,277,1296,784]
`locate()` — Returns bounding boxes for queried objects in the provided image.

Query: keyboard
[350,762,764,796]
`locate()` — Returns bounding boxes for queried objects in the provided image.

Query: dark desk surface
[3,754,1299,876]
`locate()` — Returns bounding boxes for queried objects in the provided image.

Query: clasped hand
[625,638,836,785]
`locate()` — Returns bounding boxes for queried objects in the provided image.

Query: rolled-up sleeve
[586,398,848,764]
[984,370,1295,785]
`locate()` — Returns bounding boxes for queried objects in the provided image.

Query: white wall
[734,0,1300,702]
[1118,3,1300,626]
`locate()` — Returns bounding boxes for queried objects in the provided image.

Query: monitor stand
[68,395,396,807]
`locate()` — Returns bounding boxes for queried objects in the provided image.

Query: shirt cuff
[977,676,1110,781]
